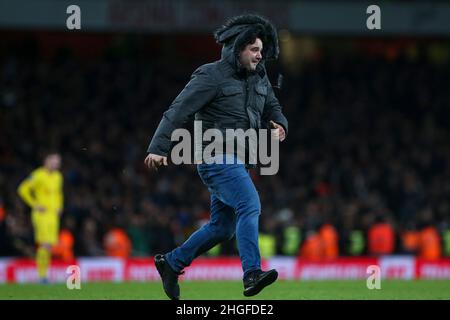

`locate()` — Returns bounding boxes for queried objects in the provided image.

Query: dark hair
[236,27,267,54]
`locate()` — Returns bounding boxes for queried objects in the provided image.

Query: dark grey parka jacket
[147,15,288,159]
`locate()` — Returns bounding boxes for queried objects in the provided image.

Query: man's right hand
[144,153,168,171]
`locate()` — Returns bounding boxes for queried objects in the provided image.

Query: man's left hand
[270,120,286,142]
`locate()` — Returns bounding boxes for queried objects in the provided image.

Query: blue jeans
[165,155,262,278]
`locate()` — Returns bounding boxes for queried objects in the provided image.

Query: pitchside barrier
[1,256,450,283]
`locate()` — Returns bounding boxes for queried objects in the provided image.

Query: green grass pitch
[1,280,450,300]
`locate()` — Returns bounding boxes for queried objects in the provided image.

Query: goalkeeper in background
[17,153,63,283]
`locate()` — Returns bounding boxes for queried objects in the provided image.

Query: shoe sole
[154,255,180,300]
[243,270,278,297]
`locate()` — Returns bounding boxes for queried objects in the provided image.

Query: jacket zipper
[244,77,252,127]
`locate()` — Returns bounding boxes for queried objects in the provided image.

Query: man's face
[44,154,61,171]
[239,38,263,71]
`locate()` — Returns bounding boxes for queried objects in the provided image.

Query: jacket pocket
[222,86,243,96]
[255,85,267,96]
[254,85,267,114]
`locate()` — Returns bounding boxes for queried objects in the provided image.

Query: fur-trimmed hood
[214,14,279,72]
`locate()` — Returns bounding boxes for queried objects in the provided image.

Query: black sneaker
[154,254,181,300]
[243,269,278,297]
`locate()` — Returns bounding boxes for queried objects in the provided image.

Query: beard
[244,60,259,71]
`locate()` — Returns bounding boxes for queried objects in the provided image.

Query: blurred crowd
[1,36,450,260]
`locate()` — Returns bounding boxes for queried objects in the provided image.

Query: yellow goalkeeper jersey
[17,167,63,213]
